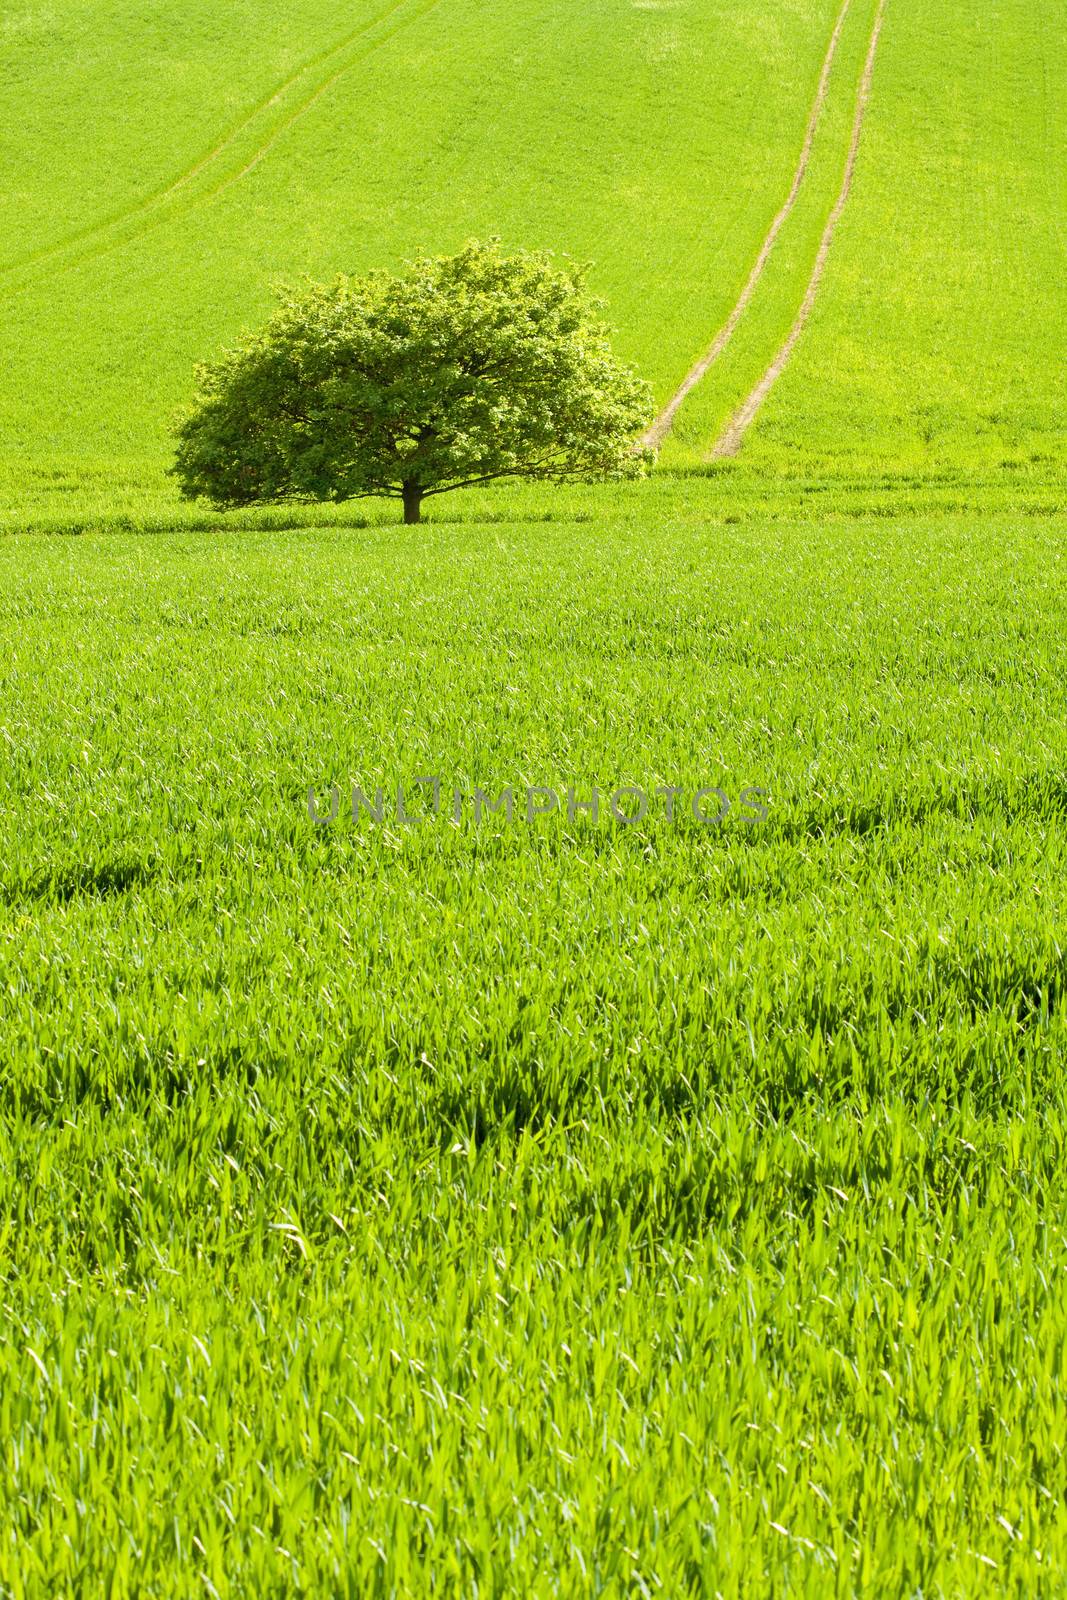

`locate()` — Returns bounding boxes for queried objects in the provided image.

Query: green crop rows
[2,0,1066,1592]
[4,500,1066,1593]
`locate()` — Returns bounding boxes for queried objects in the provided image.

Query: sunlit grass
[2,492,1066,1592]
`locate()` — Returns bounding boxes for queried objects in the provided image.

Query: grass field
[0,0,837,523]
[663,0,1067,472]
[3,0,1067,1593]
[5,501,1067,1594]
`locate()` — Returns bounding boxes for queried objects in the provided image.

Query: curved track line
[0,0,420,286]
[215,7,419,194]
[185,0,444,206]
[711,0,886,458]
[643,0,854,449]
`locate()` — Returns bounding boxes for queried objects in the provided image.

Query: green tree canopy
[172,241,654,523]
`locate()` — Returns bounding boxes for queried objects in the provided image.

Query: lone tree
[172,240,654,524]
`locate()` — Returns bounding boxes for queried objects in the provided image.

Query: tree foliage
[172,241,654,522]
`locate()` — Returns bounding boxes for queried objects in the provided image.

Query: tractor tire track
[0,0,438,297]
[213,3,423,195]
[643,0,854,449]
[711,0,886,458]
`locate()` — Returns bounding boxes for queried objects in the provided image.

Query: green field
[3,0,1067,1593]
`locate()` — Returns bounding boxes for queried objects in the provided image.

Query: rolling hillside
[2,0,1064,523]
[0,0,832,517]
[664,0,1067,472]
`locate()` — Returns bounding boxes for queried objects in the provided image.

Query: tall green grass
[4,0,1067,1588]
[2,498,1066,1592]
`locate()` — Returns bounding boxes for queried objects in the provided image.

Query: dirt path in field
[642,0,853,450]
[710,0,886,457]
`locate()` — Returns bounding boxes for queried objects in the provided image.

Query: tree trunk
[402,481,423,525]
